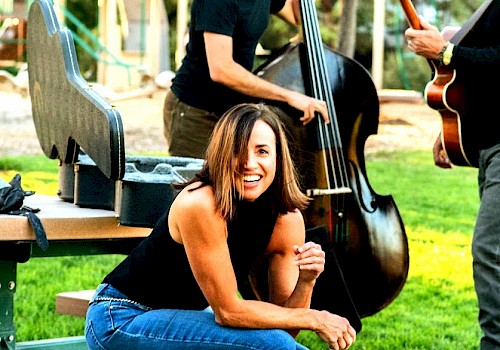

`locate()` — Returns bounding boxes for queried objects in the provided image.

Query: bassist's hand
[433,134,452,169]
[285,91,329,125]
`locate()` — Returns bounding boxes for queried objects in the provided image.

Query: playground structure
[0,0,172,95]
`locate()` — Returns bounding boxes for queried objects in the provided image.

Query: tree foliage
[61,0,485,89]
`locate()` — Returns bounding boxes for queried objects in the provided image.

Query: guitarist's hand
[433,134,453,169]
[405,17,447,60]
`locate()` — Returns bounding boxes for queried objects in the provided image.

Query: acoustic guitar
[399,0,480,168]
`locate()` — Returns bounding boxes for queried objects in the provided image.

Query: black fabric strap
[9,207,49,251]
[452,0,494,44]
[26,210,49,251]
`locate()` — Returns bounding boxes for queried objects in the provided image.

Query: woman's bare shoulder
[276,209,304,227]
[172,182,216,215]
[169,182,225,244]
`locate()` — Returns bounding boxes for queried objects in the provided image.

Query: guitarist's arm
[451,45,500,68]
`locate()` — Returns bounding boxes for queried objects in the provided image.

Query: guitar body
[399,0,479,167]
[423,26,478,167]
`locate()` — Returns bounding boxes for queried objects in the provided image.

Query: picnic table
[0,194,149,349]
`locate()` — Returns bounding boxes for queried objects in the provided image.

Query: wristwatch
[442,43,454,66]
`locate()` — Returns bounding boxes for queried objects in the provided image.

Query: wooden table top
[0,195,151,241]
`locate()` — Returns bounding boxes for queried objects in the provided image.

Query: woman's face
[238,120,277,202]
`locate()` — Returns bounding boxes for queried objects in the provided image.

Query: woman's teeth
[244,175,260,182]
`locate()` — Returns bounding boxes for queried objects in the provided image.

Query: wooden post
[371,0,385,90]
[175,0,188,69]
[148,0,160,76]
[97,0,119,87]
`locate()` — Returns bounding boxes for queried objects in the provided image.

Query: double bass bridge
[306,187,352,197]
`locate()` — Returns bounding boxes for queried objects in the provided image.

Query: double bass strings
[300,0,351,194]
[300,0,351,244]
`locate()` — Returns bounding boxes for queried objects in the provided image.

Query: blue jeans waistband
[90,283,152,310]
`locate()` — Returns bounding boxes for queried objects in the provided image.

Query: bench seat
[56,290,95,318]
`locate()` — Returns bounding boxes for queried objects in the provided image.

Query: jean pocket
[107,299,150,330]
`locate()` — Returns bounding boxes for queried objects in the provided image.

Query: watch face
[443,45,453,65]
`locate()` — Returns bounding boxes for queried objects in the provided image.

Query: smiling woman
[200,103,308,218]
[85,102,357,350]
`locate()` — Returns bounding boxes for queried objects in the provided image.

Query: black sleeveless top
[103,189,278,310]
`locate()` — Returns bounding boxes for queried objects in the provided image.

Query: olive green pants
[163,89,220,159]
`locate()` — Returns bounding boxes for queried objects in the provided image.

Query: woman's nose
[245,153,258,169]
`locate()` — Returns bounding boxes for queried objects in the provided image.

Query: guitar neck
[399,0,421,29]
[398,0,437,70]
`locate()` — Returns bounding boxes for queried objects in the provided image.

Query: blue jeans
[85,284,309,350]
[474,144,500,350]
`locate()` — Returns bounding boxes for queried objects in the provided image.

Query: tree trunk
[337,0,358,58]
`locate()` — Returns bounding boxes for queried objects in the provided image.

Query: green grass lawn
[0,150,482,349]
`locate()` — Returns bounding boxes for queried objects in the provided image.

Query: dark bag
[0,174,49,250]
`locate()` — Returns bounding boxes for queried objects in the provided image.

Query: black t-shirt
[103,189,279,310]
[171,0,287,116]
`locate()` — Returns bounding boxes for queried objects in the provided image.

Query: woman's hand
[315,311,356,350]
[293,241,325,283]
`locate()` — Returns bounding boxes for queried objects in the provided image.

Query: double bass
[246,0,410,331]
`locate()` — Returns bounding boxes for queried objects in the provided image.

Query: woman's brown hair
[179,103,309,221]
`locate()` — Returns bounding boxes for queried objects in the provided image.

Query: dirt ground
[0,88,442,157]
